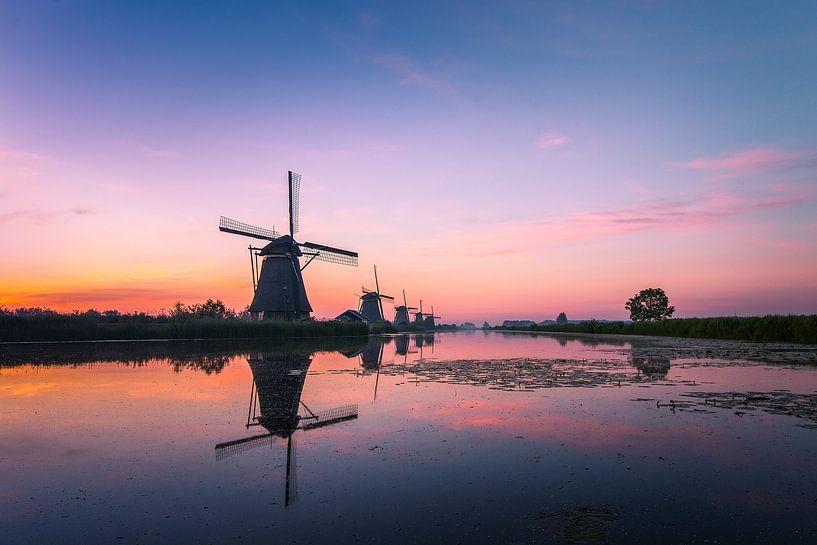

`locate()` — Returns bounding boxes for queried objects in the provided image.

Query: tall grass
[0,310,368,342]
[506,315,817,344]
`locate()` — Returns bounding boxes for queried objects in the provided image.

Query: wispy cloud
[414,185,812,257]
[0,207,95,226]
[0,167,40,180]
[259,141,401,161]
[679,146,811,178]
[373,54,458,98]
[536,132,569,149]
[0,147,52,162]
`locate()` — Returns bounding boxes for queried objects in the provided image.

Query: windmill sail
[219,216,280,241]
[300,241,358,267]
[215,432,277,461]
[289,171,300,236]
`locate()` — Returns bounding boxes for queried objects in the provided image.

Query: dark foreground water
[2,332,817,545]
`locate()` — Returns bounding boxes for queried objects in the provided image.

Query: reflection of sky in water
[1,332,817,544]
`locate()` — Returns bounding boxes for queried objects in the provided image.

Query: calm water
[2,332,817,544]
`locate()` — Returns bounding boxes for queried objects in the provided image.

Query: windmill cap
[258,235,301,256]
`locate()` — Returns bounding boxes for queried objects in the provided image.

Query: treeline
[498,315,817,344]
[0,304,368,342]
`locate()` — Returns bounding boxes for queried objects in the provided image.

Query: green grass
[501,315,817,344]
[0,311,368,342]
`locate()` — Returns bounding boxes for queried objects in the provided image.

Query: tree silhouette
[625,288,675,321]
[556,312,568,324]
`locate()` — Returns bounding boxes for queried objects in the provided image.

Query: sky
[1,0,816,323]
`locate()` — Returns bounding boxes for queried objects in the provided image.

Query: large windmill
[215,351,358,506]
[358,265,394,323]
[219,171,358,320]
[393,289,417,326]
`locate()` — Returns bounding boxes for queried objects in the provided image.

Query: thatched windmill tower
[394,289,417,326]
[358,265,394,323]
[219,171,358,320]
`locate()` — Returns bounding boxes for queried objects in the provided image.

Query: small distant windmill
[394,289,417,326]
[413,300,440,328]
[219,171,358,320]
[358,265,394,323]
[215,353,358,506]
[425,305,441,330]
[413,299,426,325]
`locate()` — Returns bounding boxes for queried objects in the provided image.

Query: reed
[0,309,368,342]
[506,315,817,344]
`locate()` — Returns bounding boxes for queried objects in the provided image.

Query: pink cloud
[536,132,569,149]
[373,54,458,98]
[0,147,51,162]
[414,185,812,256]
[679,146,809,178]
[0,207,95,226]
[0,167,39,180]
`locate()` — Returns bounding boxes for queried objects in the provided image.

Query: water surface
[2,332,816,544]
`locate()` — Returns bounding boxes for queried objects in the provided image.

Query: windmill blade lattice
[300,242,359,267]
[289,171,300,236]
[214,432,278,461]
[300,404,358,430]
[219,216,280,241]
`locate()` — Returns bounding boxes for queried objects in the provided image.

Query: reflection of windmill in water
[394,334,419,365]
[214,352,358,506]
[356,337,390,401]
[358,265,394,323]
[219,171,358,320]
[394,290,417,326]
[414,333,436,360]
[395,334,410,356]
[359,336,389,371]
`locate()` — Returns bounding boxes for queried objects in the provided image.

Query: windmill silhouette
[215,351,358,506]
[425,305,441,330]
[412,300,441,329]
[394,289,418,326]
[219,171,358,320]
[358,265,394,323]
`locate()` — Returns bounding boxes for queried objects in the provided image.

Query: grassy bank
[0,311,368,342]
[501,315,817,344]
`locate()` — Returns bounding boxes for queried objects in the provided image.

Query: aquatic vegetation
[678,391,817,427]
[537,507,619,544]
